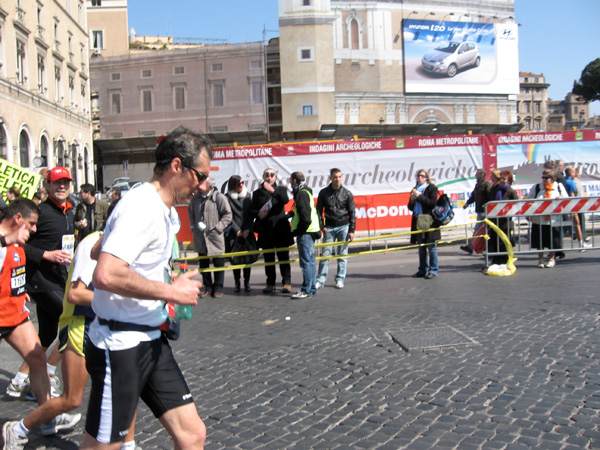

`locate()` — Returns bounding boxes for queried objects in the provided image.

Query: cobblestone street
[2,246,599,449]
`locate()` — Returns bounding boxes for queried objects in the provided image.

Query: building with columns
[0,0,93,188]
[278,0,518,139]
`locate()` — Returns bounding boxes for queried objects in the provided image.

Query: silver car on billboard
[421,41,481,77]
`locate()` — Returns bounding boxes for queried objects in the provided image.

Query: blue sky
[128,0,600,114]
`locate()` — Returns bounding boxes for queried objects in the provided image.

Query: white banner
[211,142,483,197]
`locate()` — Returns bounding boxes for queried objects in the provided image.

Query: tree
[572,58,600,103]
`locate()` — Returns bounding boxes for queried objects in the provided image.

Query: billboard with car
[403,19,519,95]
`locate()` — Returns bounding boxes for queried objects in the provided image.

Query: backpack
[432,193,454,225]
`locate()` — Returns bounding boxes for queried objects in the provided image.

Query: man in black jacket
[250,168,294,294]
[290,172,321,299]
[315,168,355,289]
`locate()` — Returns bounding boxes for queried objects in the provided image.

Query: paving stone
[3,251,600,449]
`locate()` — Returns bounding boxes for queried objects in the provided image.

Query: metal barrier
[484,196,600,265]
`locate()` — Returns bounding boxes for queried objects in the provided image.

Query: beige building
[90,42,267,141]
[548,92,591,132]
[516,71,549,132]
[0,0,93,188]
[86,0,128,57]
[87,1,273,186]
[278,0,518,139]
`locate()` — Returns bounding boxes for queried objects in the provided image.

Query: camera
[197,221,207,232]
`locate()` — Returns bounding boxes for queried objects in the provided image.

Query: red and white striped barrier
[486,196,600,219]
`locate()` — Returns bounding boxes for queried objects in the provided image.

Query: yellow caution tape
[175,220,510,275]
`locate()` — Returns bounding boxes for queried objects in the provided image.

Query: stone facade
[90,42,267,140]
[0,0,93,187]
[516,71,549,132]
[278,0,517,139]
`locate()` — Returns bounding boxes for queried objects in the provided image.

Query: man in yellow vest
[290,172,321,299]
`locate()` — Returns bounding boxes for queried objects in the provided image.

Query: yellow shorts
[58,316,93,357]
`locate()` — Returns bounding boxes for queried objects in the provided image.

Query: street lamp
[394,11,418,43]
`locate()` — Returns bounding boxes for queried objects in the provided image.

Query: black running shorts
[84,336,194,443]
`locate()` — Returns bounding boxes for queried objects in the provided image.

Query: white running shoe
[25,374,61,401]
[6,378,30,398]
[335,281,345,289]
[2,421,27,450]
[40,412,82,436]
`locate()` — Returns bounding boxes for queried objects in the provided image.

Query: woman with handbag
[487,170,518,266]
[408,169,440,279]
[226,175,255,292]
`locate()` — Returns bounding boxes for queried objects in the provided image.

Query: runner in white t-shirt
[80,127,212,449]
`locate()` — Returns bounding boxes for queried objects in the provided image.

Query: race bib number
[11,265,26,296]
[62,234,75,257]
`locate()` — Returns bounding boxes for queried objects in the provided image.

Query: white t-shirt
[89,183,181,350]
[71,232,100,286]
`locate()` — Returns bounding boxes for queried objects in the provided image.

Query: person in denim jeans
[408,169,440,279]
[315,168,355,289]
[289,172,321,299]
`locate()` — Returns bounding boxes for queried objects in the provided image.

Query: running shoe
[25,375,61,401]
[40,413,82,436]
[5,378,30,398]
[2,421,27,450]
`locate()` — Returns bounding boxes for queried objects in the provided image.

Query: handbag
[230,236,259,265]
[471,226,486,254]
[416,214,433,231]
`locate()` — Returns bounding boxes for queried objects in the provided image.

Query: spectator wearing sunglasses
[250,168,294,294]
[527,169,568,269]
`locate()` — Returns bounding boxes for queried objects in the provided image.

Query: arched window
[0,125,7,160]
[350,19,359,50]
[40,135,49,167]
[19,130,30,167]
[346,12,363,50]
[70,143,79,188]
[56,140,65,167]
[84,147,90,183]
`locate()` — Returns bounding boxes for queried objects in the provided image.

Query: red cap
[46,167,73,182]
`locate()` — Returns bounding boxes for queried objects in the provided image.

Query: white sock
[13,419,29,437]
[11,371,29,384]
[120,440,137,450]
[47,364,57,376]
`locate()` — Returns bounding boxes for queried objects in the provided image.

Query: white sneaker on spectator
[335,281,344,289]
[315,281,323,290]
[41,412,82,436]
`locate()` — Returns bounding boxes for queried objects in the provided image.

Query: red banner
[175,191,414,243]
